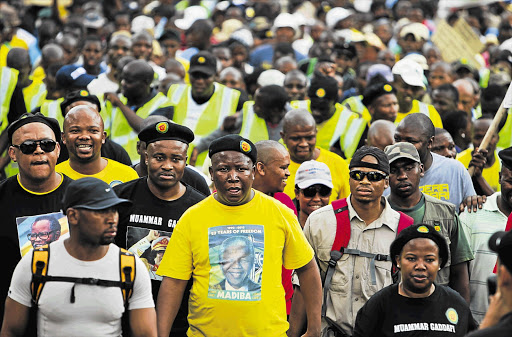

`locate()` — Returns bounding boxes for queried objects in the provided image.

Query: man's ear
[427,135,434,150]
[419,163,425,177]
[8,146,16,162]
[256,162,265,175]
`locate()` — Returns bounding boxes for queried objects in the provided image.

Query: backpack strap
[31,245,50,305]
[392,212,415,282]
[119,248,136,309]
[493,214,512,273]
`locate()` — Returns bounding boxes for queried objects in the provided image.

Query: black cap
[62,177,131,213]
[60,90,101,114]
[349,145,390,175]
[499,147,512,170]
[138,121,194,145]
[209,134,257,164]
[390,224,449,268]
[189,51,217,76]
[7,112,61,144]
[158,29,180,42]
[334,42,357,58]
[489,230,512,273]
[308,75,338,101]
[362,83,396,107]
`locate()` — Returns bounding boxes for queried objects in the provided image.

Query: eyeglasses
[27,231,55,240]
[349,170,387,182]
[12,139,57,154]
[190,72,212,79]
[284,83,305,89]
[301,185,332,198]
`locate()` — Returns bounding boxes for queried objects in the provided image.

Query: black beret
[499,147,512,170]
[390,224,449,269]
[7,112,61,144]
[349,145,390,175]
[138,121,194,145]
[334,42,357,58]
[209,135,257,164]
[60,89,101,114]
[362,83,396,107]
[308,75,338,101]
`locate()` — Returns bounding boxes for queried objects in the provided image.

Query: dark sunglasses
[301,185,332,198]
[12,139,57,154]
[284,83,305,89]
[349,170,387,182]
[190,72,212,79]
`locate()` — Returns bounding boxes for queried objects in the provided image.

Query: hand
[104,92,122,107]
[146,230,160,242]
[459,195,487,213]
[221,114,239,132]
[301,330,321,337]
[480,291,509,329]
[317,62,336,77]
[189,147,198,167]
[468,148,487,177]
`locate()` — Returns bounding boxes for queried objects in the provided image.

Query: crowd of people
[2,0,512,336]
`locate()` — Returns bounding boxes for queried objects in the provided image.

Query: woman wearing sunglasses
[294,160,333,228]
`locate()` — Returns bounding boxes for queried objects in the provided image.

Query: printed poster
[207,224,264,301]
[17,212,69,257]
[126,227,172,281]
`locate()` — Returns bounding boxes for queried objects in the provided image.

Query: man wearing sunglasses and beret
[0,113,73,329]
[289,146,405,337]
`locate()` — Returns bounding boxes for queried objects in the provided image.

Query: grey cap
[385,142,421,165]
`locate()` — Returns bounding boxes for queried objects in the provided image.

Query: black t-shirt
[113,177,206,337]
[0,174,72,327]
[354,283,477,337]
[466,312,512,337]
[182,167,210,197]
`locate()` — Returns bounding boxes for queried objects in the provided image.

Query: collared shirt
[303,195,401,336]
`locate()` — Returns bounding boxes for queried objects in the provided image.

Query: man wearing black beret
[113,120,206,336]
[156,134,322,337]
[0,113,73,328]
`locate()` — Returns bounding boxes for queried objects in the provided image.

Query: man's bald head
[41,43,64,66]
[396,113,435,140]
[453,79,474,95]
[6,48,30,70]
[219,67,243,82]
[256,140,288,164]
[123,60,154,84]
[282,109,316,133]
[64,105,104,132]
[367,120,396,150]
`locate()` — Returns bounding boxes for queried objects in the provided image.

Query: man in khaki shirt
[289,146,402,337]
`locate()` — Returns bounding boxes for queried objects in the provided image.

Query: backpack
[30,245,136,309]
[321,198,414,336]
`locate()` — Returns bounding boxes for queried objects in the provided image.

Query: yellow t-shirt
[157,191,313,337]
[395,100,443,128]
[456,149,501,192]
[284,147,350,204]
[56,158,138,187]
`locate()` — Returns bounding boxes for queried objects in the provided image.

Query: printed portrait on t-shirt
[126,226,172,281]
[17,212,68,256]
[207,224,264,301]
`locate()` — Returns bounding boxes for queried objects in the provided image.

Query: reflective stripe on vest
[239,102,269,142]
[40,99,64,128]
[111,93,170,163]
[341,115,368,158]
[24,82,46,112]
[418,101,429,116]
[0,67,18,132]
[316,103,352,150]
[290,100,310,110]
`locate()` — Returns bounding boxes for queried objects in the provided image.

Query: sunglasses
[349,170,387,182]
[12,139,57,154]
[284,83,305,89]
[301,185,332,198]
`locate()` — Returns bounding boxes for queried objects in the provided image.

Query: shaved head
[64,105,104,132]
[6,48,30,70]
[397,113,435,140]
[282,109,316,133]
[256,140,288,164]
[367,120,396,150]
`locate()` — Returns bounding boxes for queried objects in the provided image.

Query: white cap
[273,13,298,32]
[399,22,429,41]
[257,69,285,87]
[402,53,429,70]
[131,15,155,34]
[231,28,254,48]
[175,6,208,30]
[392,58,425,88]
[326,7,353,29]
[295,161,333,189]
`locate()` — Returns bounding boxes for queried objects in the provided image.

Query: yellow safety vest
[395,100,443,128]
[0,67,18,133]
[40,98,65,128]
[108,92,171,163]
[23,80,46,112]
[290,100,353,151]
[168,83,240,166]
[340,114,370,159]
[498,108,512,150]
[342,95,372,122]
[239,101,270,143]
[290,100,310,111]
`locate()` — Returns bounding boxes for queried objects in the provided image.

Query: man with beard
[1,178,156,336]
[114,120,205,336]
[56,105,138,186]
[385,142,473,302]
[459,147,512,323]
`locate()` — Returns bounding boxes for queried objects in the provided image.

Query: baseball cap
[350,146,390,175]
[189,51,217,76]
[257,69,285,87]
[366,64,393,82]
[390,224,449,268]
[399,23,429,41]
[325,7,353,29]
[488,230,512,272]
[209,134,257,164]
[273,13,298,32]
[56,65,96,90]
[174,6,208,31]
[334,42,357,59]
[131,15,155,34]
[295,160,333,189]
[499,146,512,170]
[60,90,101,114]
[62,177,131,213]
[138,120,194,145]
[384,142,421,165]
[392,59,426,89]
[403,53,429,70]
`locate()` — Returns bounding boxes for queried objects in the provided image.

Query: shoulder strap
[31,245,50,305]
[331,198,351,253]
[119,248,136,309]
[494,214,512,273]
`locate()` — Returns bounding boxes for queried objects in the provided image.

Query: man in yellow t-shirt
[156,135,322,337]
[392,59,443,128]
[457,118,501,194]
[56,106,138,187]
[280,109,350,204]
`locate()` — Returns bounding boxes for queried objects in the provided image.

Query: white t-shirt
[8,240,154,337]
